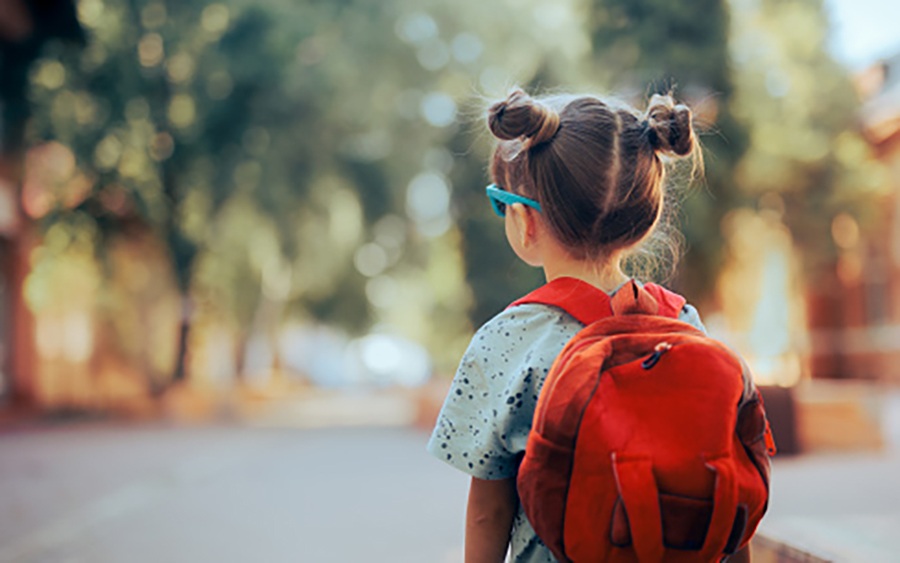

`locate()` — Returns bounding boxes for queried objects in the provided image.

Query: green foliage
[22,0,489,373]
[587,0,747,303]
[0,0,84,153]
[589,0,731,92]
[27,0,299,294]
[13,0,883,382]
[729,0,885,273]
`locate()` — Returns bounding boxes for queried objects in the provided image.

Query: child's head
[486,89,698,268]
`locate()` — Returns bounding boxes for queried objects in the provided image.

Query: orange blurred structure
[806,52,900,383]
[0,0,36,410]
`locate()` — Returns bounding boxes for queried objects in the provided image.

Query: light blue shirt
[428,289,706,562]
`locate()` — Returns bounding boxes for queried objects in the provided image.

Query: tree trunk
[0,154,37,408]
[170,296,193,383]
[8,232,37,405]
[234,331,247,383]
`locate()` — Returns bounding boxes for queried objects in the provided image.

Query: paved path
[760,449,900,562]
[756,391,900,562]
[1,422,898,563]
[0,425,468,563]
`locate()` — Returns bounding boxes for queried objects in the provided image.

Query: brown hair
[488,89,699,271]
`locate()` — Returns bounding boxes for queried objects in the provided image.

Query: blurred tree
[728,0,885,272]
[587,0,748,303]
[1,0,84,152]
[438,0,744,324]
[12,0,880,398]
[0,0,84,405]
[24,0,485,386]
[427,0,588,326]
[445,0,880,318]
[26,0,309,390]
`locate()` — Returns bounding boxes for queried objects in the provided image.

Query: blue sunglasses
[485,184,542,217]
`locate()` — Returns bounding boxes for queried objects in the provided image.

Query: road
[0,425,468,563]
[1,422,898,563]
[759,448,900,562]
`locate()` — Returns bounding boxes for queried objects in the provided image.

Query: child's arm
[465,476,518,563]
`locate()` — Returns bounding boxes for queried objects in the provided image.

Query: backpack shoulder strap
[508,277,613,325]
[641,283,687,319]
[508,277,687,325]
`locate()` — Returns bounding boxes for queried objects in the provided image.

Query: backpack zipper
[641,342,673,369]
[535,337,685,433]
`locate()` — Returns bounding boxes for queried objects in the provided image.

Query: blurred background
[1,0,899,561]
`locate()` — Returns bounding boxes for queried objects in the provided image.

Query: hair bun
[645,94,694,156]
[488,89,560,149]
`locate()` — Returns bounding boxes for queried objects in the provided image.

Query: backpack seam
[558,359,607,562]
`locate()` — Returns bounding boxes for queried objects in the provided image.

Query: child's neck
[542,253,629,295]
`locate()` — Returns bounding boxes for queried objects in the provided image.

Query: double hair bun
[488,90,561,150]
[644,93,694,157]
[488,89,695,157]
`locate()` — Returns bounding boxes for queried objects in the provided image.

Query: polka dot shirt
[427,290,706,563]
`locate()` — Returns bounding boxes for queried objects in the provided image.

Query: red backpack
[513,278,775,563]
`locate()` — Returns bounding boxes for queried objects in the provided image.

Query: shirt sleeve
[679,303,707,334]
[426,305,574,480]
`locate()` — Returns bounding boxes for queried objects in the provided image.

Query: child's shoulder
[466,280,706,357]
[455,303,584,382]
[477,301,577,333]
[470,302,583,349]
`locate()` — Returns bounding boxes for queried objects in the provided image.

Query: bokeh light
[1,0,899,560]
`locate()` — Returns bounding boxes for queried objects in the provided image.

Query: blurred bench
[760,380,886,456]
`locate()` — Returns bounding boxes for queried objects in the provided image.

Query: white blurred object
[279,324,351,387]
[451,33,482,63]
[406,171,452,237]
[244,331,275,386]
[885,391,900,449]
[826,0,900,68]
[395,12,438,45]
[347,333,432,387]
[205,326,236,389]
[278,325,431,388]
[420,93,457,128]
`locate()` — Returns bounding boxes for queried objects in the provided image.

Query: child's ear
[509,203,540,248]
[507,203,544,267]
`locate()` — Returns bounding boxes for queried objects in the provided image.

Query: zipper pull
[641,342,672,370]
[757,393,778,456]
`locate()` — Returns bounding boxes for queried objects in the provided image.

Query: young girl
[427,89,751,562]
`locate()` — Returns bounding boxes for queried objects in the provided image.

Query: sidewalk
[754,448,900,562]
[752,390,900,562]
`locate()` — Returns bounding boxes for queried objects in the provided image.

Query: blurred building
[806,52,900,382]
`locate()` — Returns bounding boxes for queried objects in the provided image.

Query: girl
[427,89,749,562]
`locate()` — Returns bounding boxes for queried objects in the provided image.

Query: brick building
[806,52,900,382]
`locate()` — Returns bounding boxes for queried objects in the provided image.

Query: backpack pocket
[610,491,713,550]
